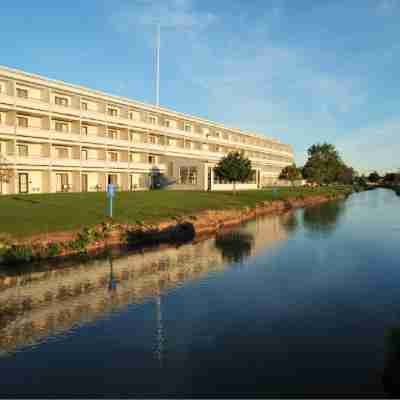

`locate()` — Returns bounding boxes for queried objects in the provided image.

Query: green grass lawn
[0,187,351,238]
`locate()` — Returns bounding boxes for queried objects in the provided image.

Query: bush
[3,244,34,264]
[47,242,62,257]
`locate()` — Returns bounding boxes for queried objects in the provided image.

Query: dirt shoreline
[23,193,345,256]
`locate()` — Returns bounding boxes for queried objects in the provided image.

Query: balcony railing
[0,122,15,135]
[52,157,81,167]
[51,129,81,141]
[81,109,106,121]
[52,103,80,116]
[0,92,14,106]
[81,158,107,168]
[15,155,50,165]
[15,96,50,111]
[16,126,50,139]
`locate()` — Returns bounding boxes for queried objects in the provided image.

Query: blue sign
[107,184,116,198]
[107,184,116,218]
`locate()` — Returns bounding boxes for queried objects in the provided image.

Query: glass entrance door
[56,173,69,192]
[18,173,29,194]
[81,174,88,192]
[207,167,212,191]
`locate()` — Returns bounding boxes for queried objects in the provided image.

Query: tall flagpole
[156,24,160,107]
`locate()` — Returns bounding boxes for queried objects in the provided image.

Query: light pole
[155,24,160,107]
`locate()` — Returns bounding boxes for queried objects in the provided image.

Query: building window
[184,124,192,132]
[55,96,69,106]
[168,162,173,176]
[148,115,157,125]
[129,111,134,120]
[81,149,88,160]
[81,102,88,111]
[107,129,118,139]
[107,107,118,117]
[163,119,170,128]
[108,152,118,162]
[17,144,29,157]
[149,135,157,144]
[16,88,28,98]
[185,141,192,149]
[56,147,69,159]
[179,167,197,185]
[81,125,88,136]
[55,121,68,132]
[17,116,28,128]
[148,155,156,164]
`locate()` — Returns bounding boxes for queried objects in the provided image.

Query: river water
[0,189,399,397]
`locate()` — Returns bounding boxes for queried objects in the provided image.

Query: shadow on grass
[11,196,41,204]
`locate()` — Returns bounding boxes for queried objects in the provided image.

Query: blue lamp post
[107,183,116,218]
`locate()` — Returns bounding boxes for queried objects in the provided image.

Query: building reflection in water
[0,212,293,358]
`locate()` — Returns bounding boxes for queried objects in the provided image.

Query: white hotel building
[0,65,293,195]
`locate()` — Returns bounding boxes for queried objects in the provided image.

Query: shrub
[3,244,34,264]
[47,242,62,257]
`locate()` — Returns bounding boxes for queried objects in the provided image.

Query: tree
[214,151,253,195]
[337,166,355,185]
[384,173,400,185]
[303,142,347,184]
[368,171,380,183]
[0,155,13,193]
[279,163,302,186]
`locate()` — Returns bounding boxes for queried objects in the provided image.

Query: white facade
[0,65,294,194]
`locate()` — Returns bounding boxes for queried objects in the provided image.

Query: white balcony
[81,159,107,168]
[108,160,130,169]
[130,140,166,153]
[130,162,167,172]
[81,109,105,121]
[106,114,131,126]
[52,158,80,167]
[15,156,50,166]
[15,96,50,112]
[0,123,15,135]
[0,92,14,106]
[16,126,50,139]
[51,130,81,142]
[52,103,80,117]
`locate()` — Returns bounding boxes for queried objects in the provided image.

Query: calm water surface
[0,189,399,397]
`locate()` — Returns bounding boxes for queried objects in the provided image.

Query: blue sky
[1,0,399,173]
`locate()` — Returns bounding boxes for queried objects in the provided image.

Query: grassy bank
[0,186,352,239]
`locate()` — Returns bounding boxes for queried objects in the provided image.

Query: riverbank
[0,186,352,266]
[382,184,400,196]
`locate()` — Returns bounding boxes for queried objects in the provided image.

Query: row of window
[13,144,158,164]
[11,118,292,162]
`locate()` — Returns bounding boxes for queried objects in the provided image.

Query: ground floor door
[107,174,118,190]
[81,174,88,192]
[56,173,69,192]
[18,173,29,194]
[207,167,212,191]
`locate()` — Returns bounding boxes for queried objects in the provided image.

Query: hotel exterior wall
[0,65,294,194]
